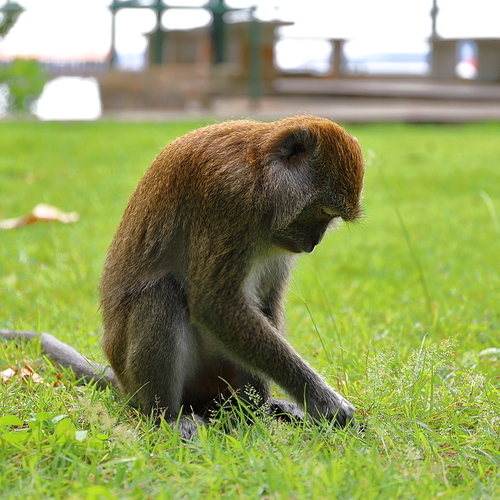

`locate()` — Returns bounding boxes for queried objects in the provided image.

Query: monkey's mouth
[273,236,321,254]
[272,235,303,254]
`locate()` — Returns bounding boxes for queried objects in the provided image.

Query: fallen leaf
[21,365,45,384]
[0,203,79,230]
[0,368,16,382]
[20,365,35,376]
[1,365,46,384]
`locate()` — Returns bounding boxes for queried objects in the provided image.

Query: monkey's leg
[122,277,206,439]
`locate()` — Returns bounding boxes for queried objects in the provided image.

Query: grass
[0,119,499,499]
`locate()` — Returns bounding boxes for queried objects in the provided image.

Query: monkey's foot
[169,414,207,440]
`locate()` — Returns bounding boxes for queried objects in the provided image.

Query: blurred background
[1,0,500,121]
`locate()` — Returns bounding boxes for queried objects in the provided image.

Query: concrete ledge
[274,78,500,101]
[102,96,500,123]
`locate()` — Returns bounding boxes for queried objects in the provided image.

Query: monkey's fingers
[334,399,357,429]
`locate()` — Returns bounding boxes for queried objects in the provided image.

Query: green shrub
[0,58,48,114]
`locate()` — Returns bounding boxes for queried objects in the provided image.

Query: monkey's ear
[276,128,317,167]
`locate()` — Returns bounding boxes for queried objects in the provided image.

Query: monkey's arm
[188,269,355,427]
[0,329,117,390]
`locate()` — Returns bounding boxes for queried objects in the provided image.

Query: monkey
[1,115,364,439]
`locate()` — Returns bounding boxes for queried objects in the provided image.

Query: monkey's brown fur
[99,115,364,438]
[1,116,364,439]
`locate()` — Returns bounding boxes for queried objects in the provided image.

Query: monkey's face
[270,120,364,254]
[272,204,343,254]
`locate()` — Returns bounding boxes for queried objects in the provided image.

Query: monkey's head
[265,116,364,254]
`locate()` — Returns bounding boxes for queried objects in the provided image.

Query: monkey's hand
[307,387,356,428]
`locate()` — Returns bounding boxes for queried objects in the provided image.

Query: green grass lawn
[1,120,499,499]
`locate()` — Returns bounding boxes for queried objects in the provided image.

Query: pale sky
[1,0,500,60]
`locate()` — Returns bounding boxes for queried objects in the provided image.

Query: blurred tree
[0,59,49,114]
[0,1,24,37]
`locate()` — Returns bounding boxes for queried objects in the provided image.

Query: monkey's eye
[320,207,341,218]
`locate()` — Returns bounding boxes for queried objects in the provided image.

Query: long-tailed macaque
[1,116,364,438]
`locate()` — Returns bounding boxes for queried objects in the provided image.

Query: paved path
[106,96,500,123]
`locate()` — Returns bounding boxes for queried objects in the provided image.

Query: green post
[151,6,163,65]
[430,0,439,40]
[248,8,261,105]
[110,9,117,67]
[209,0,227,64]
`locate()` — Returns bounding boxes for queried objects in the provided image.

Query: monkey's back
[100,115,363,350]
[100,121,261,329]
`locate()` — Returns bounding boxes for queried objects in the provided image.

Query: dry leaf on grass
[1,364,66,387]
[1,364,45,384]
[0,203,79,230]
[0,367,16,382]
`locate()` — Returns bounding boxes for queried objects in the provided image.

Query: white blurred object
[275,38,332,75]
[34,77,102,121]
[456,40,478,80]
[0,83,9,118]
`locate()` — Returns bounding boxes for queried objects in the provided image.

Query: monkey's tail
[0,329,118,390]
